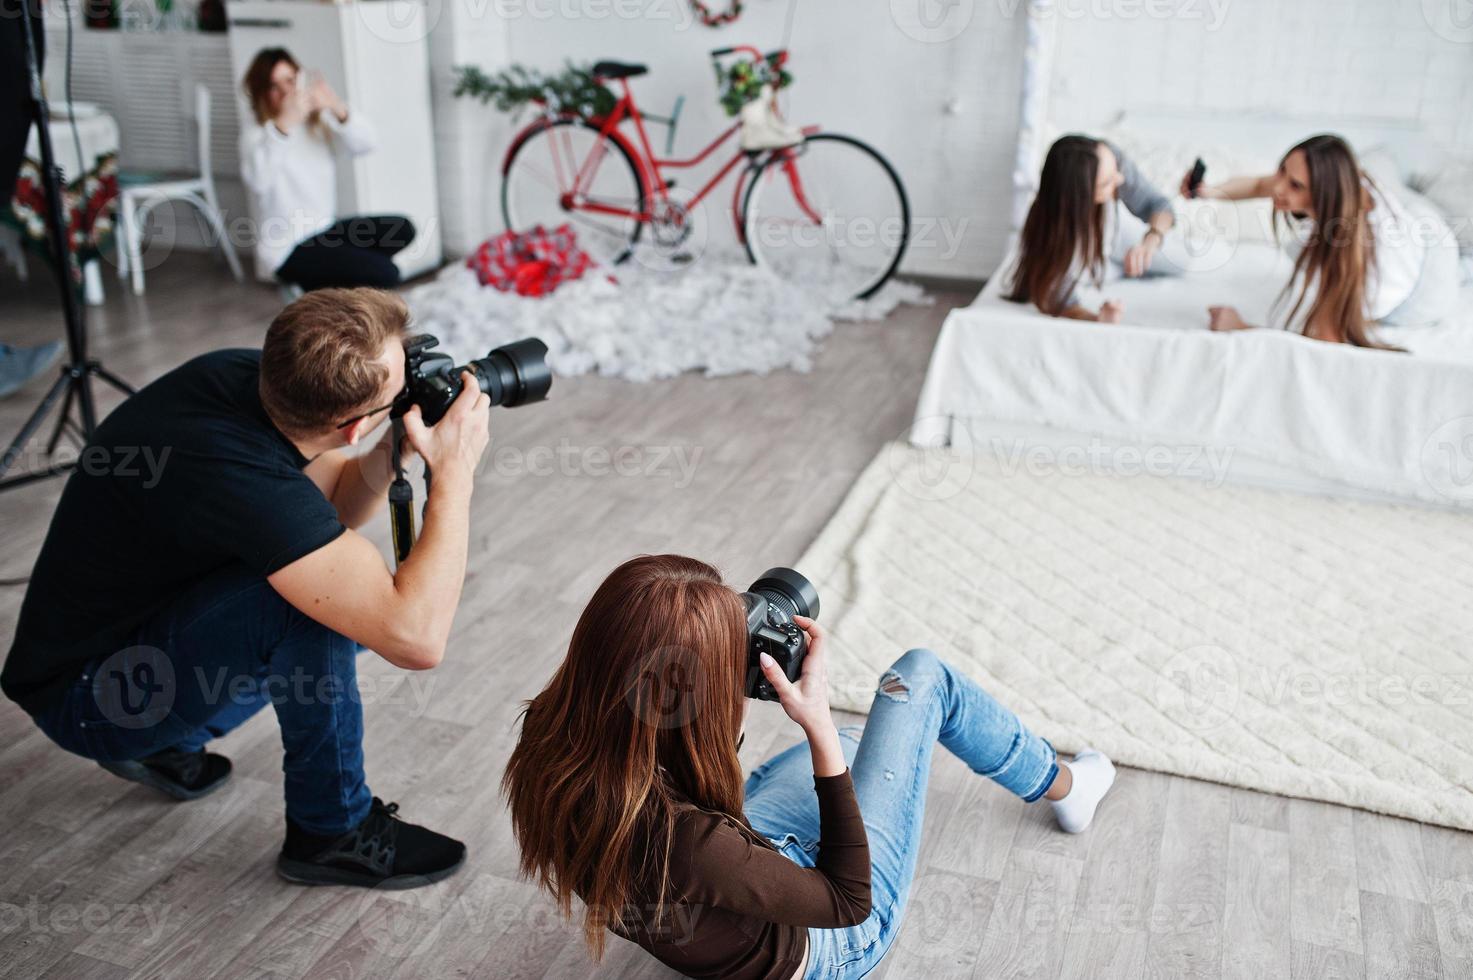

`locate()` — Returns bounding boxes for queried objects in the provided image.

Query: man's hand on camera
[401,371,490,490]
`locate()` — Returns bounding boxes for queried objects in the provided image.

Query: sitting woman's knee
[878,648,943,701]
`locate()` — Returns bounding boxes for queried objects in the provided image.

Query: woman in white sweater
[240,48,416,290]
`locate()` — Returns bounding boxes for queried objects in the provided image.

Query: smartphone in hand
[1187,158,1207,198]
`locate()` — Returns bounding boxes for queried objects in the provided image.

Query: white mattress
[910,242,1473,507]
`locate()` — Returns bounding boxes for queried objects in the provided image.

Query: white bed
[911,114,1473,509]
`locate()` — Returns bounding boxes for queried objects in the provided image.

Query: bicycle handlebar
[710,46,788,67]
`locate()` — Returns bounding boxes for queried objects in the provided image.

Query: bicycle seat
[592,61,647,80]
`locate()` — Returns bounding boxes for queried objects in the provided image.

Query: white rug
[799,443,1473,830]
[403,251,930,382]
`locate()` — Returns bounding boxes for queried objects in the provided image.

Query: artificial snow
[403,251,930,383]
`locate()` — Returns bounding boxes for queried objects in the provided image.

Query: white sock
[1048,748,1116,834]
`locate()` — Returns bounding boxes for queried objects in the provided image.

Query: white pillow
[1419,157,1473,256]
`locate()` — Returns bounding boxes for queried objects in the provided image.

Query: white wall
[1045,0,1473,152]
[428,0,1031,279]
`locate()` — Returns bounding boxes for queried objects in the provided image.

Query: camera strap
[388,417,416,568]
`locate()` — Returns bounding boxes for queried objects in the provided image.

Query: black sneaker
[276,797,466,890]
[98,747,232,801]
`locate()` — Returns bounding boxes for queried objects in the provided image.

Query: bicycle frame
[516,64,824,238]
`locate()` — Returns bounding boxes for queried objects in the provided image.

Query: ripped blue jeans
[743,648,1058,979]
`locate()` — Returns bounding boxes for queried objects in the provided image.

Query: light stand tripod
[0,2,134,493]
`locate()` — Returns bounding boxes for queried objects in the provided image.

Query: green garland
[717,54,793,117]
[453,63,617,121]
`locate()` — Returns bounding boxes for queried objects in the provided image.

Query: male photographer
[2,288,488,889]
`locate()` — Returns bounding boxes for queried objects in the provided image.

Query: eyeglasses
[335,401,396,431]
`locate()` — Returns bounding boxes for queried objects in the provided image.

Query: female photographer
[239,48,415,291]
[1006,134,1177,324]
[502,555,1116,979]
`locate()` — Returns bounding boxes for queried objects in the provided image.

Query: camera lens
[747,567,820,622]
[468,338,553,408]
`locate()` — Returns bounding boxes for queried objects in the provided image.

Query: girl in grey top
[1007,135,1176,322]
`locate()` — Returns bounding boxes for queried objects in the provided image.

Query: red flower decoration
[467,224,595,296]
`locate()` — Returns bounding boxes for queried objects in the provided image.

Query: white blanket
[911,242,1473,506]
[799,444,1473,831]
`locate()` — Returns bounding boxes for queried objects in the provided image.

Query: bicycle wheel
[501,118,646,266]
[741,133,910,300]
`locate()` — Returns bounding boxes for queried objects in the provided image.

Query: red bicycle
[500,47,910,300]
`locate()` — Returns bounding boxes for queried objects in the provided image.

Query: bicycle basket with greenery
[717,53,793,116]
[453,63,618,121]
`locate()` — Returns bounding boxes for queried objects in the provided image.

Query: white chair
[115,84,243,295]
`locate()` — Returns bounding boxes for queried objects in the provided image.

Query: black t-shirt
[2,349,346,713]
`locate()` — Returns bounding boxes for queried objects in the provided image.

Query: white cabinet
[226,0,442,277]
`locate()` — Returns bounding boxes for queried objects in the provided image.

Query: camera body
[394,333,552,425]
[742,567,821,701]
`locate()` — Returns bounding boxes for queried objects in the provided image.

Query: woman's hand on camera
[401,371,490,490]
[759,614,834,736]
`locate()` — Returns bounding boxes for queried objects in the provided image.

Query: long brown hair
[243,47,298,125]
[1274,134,1396,350]
[1007,135,1107,314]
[502,554,749,959]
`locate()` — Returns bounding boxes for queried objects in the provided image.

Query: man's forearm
[333,434,397,529]
[386,468,474,665]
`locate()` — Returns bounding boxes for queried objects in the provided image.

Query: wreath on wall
[690,0,742,27]
[453,63,617,121]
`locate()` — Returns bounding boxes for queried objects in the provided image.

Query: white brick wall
[428,0,1031,278]
[1047,0,1473,152]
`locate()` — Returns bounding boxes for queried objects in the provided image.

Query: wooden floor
[1,256,1470,980]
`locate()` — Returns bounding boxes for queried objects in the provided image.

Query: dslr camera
[385,332,552,565]
[393,333,553,424]
[742,568,821,701]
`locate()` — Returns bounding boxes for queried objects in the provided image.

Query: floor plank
[1221,823,1291,980]
[1,255,1470,978]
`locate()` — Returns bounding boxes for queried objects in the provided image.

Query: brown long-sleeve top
[612,769,872,980]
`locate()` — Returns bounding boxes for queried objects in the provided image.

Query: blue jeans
[743,648,1058,980]
[31,565,373,835]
